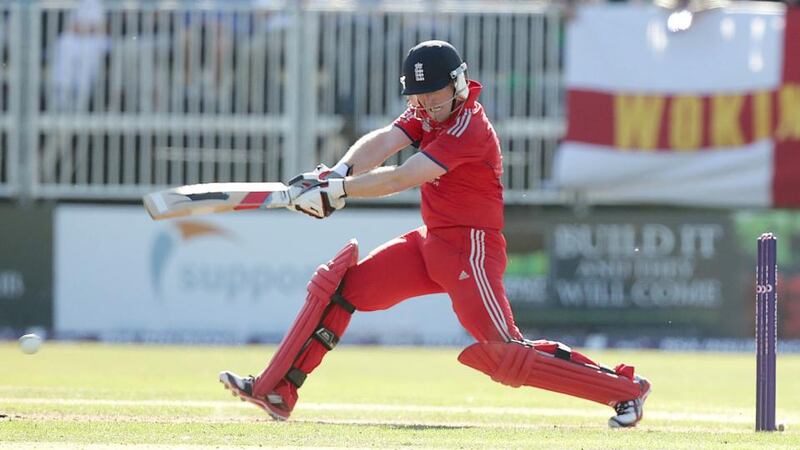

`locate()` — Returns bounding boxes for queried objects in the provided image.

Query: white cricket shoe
[218,371,290,421]
[608,376,651,428]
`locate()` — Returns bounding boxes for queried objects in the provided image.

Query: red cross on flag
[554,4,800,208]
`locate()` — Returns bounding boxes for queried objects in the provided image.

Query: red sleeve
[422,132,487,172]
[392,108,423,147]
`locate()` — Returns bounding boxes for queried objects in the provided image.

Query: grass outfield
[0,343,798,449]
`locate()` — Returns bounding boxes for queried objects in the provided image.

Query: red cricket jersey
[393,80,504,230]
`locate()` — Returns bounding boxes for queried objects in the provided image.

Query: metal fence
[5,0,566,203]
[0,3,22,197]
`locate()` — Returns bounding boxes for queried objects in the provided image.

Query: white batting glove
[290,178,346,219]
[288,164,332,184]
[287,164,346,219]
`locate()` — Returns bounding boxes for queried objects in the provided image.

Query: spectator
[49,0,109,112]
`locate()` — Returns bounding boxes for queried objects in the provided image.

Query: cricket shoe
[608,376,651,428]
[218,371,291,421]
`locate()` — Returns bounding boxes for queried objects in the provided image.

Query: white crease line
[1,444,357,450]
[0,397,790,425]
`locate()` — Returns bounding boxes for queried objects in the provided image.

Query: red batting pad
[458,341,641,406]
[253,240,359,397]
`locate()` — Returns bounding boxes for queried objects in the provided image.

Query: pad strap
[312,326,340,351]
[285,367,307,388]
[331,291,355,313]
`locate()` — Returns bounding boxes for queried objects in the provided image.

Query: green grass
[0,343,798,449]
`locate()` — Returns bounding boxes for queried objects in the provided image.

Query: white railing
[10,0,567,203]
[0,2,23,197]
[27,0,296,199]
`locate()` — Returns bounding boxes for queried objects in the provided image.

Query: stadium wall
[0,204,53,336]
[5,203,800,349]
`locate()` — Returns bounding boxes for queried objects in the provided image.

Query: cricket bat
[143,182,292,220]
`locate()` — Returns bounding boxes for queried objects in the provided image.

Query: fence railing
[0,3,23,197]
[7,0,567,204]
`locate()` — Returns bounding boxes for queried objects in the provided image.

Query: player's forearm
[343,166,413,198]
[337,126,404,175]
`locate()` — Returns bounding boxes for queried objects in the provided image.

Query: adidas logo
[458,270,470,281]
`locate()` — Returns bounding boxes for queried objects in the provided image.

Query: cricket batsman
[220,40,651,428]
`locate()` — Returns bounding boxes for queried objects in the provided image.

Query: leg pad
[253,240,359,403]
[458,340,641,406]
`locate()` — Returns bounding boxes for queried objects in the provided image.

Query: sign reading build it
[503,207,743,337]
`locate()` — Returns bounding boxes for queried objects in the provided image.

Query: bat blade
[143,182,291,220]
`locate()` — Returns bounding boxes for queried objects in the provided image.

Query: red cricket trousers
[342,226,523,343]
[258,226,524,411]
[259,227,643,417]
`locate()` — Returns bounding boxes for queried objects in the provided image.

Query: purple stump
[756,233,777,432]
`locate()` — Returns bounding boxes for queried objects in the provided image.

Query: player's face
[408,84,458,123]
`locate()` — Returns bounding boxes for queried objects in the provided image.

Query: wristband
[331,162,351,178]
[327,178,347,199]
